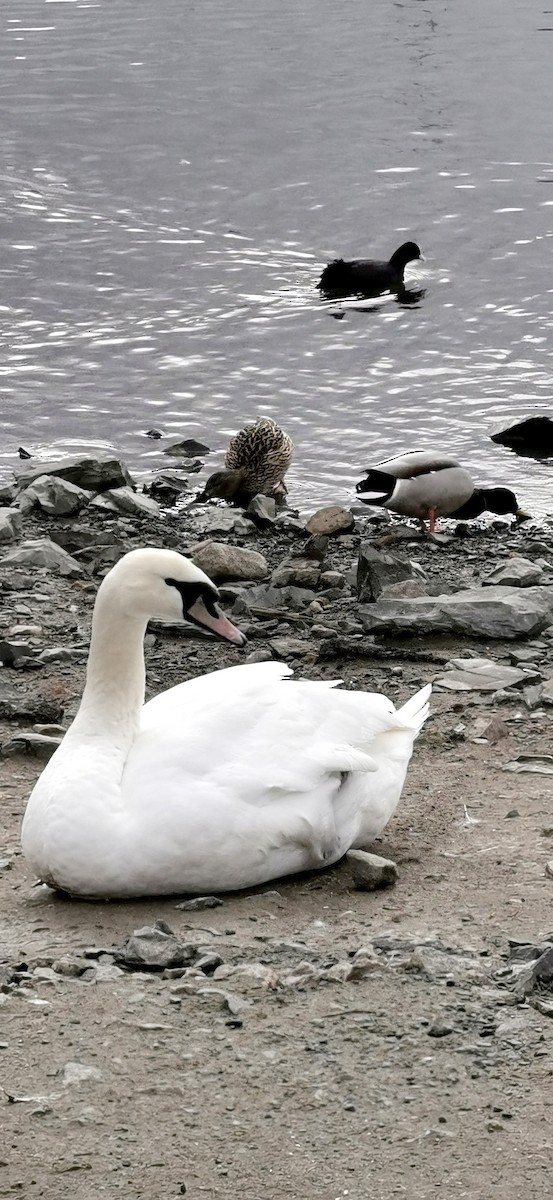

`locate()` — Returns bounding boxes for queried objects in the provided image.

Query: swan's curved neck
[70,594,147,742]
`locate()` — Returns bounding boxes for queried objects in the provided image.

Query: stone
[164,438,210,457]
[301,535,328,562]
[90,487,160,517]
[319,570,345,591]
[511,944,553,998]
[540,677,553,704]
[115,921,197,971]
[0,538,83,577]
[491,416,553,456]
[433,657,531,692]
[247,494,277,525]
[378,579,428,600]
[232,583,315,614]
[347,849,399,890]
[359,585,553,640]
[15,454,133,493]
[271,559,321,589]
[148,471,189,503]
[0,508,22,544]
[270,636,311,659]
[357,543,415,603]
[191,541,268,581]
[60,1062,103,1087]
[18,475,91,516]
[175,896,224,911]
[305,506,354,536]
[0,640,36,668]
[190,508,246,536]
[483,557,544,588]
[2,731,62,759]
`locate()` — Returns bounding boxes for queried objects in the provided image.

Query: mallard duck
[21,548,430,899]
[356,450,474,533]
[318,241,423,299]
[197,417,293,502]
[451,487,528,521]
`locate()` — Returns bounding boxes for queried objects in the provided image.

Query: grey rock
[319,570,346,591]
[483,557,544,588]
[15,454,133,493]
[270,636,311,659]
[378,579,428,600]
[540,677,553,704]
[18,474,91,516]
[272,559,321,589]
[164,438,210,457]
[60,1062,103,1087]
[503,755,553,775]
[191,541,268,581]
[0,507,22,544]
[301,534,329,562]
[190,508,245,536]
[347,849,399,890]
[2,731,62,759]
[0,640,36,668]
[305,506,354,536]
[434,656,531,692]
[247,494,277,525]
[232,583,315,615]
[90,486,160,517]
[357,543,415,603]
[115,921,197,970]
[175,895,224,911]
[359,585,553,640]
[0,679,64,723]
[0,537,83,577]
[512,944,553,998]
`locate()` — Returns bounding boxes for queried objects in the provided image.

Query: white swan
[21,548,431,899]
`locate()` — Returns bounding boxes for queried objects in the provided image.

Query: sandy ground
[1,509,553,1198]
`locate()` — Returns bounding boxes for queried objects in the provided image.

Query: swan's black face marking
[165,578,219,624]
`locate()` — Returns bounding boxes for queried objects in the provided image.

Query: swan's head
[99,548,247,646]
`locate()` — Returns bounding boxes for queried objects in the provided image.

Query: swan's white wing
[140,660,294,731]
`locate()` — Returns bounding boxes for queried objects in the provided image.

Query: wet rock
[15,454,133,493]
[483,557,544,588]
[0,537,83,577]
[491,416,553,457]
[175,895,224,911]
[191,541,268,581]
[347,849,399,890]
[271,559,321,589]
[164,438,210,457]
[247,494,277,525]
[90,487,160,518]
[18,475,92,516]
[115,921,197,971]
[357,543,415,603]
[147,470,189,504]
[0,640,37,668]
[359,585,553,640]
[305,506,354,536]
[0,507,22,544]
[433,657,531,692]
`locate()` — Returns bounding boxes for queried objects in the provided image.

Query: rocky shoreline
[1,448,553,1198]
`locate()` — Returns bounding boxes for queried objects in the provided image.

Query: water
[1,0,552,513]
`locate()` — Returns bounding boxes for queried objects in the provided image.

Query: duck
[197,417,293,503]
[450,486,528,522]
[21,548,431,899]
[356,453,528,531]
[355,450,474,533]
[318,241,423,299]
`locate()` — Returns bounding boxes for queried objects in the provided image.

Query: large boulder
[359,585,553,640]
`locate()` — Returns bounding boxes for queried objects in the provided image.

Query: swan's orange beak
[187,597,247,646]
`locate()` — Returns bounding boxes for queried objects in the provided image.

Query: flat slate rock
[433,656,532,692]
[0,537,83,577]
[15,453,133,493]
[359,584,553,640]
[482,556,544,588]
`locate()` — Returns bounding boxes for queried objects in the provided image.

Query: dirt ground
[1,509,553,1199]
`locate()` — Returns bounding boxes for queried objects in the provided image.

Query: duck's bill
[515,507,532,522]
[187,597,247,646]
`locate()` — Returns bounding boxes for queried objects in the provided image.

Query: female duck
[21,548,430,899]
[318,241,423,299]
[198,417,293,503]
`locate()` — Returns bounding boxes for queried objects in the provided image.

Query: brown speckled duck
[198,418,293,503]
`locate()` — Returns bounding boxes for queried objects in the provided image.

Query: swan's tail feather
[395,683,432,734]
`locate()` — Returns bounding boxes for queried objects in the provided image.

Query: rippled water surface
[1,0,552,510]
